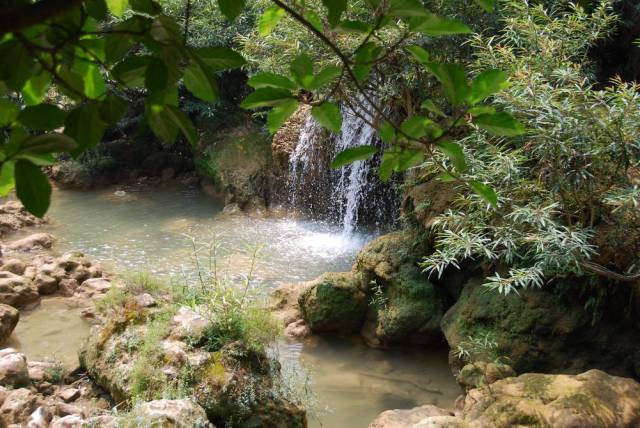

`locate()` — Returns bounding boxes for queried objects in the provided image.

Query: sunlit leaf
[267,99,299,134]
[468,69,509,105]
[259,5,285,36]
[311,102,342,133]
[437,141,467,172]
[331,145,377,168]
[473,112,526,136]
[470,180,498,207]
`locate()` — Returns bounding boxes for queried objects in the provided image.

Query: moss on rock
[298,272,367,334]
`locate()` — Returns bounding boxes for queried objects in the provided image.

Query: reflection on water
[277,337,460,428]
[6,298,90,367]
[8,184,459,427]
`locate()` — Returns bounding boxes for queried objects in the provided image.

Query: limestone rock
[412,416,467,428]
[35,273,59,295]
[58,388,80,403]
[0,388,39,425]
[0,348,30,387]
[456,362,516,392]
[298,272,367,334]
[369,405,453,428]
[1,259,26,275]
[51,414,84,427]
[168,306,209,341]
[0,201,46,238]
[27,406,52,428]
[460,369,640,428]
[7,233,55,252]
[0,271,39,308]
[75,278,111,299]
[132,399,214,427]
[0,303,19,343]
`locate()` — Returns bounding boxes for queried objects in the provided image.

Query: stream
[9,183,460,428]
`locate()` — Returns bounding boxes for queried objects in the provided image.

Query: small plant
[455,332,501,364]
[45,359,66,385]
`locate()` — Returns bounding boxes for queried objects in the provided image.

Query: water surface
[10,184,459,427]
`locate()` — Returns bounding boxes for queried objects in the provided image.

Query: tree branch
[0,0,84,36]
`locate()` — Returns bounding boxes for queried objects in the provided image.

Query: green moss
[523,375,553,398]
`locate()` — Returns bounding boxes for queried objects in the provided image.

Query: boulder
[132,399,214,427]
[441,278,640,377]
[298,272,367,334]
[6,233,55,252]
[74,278,111,299]
[0,303,19,343]
[0,271,39,308]
[27,406,53,428]
[51,414,84,427]
[369,405,453,428]
[270,282,312,336]
[0,388,39,425]
[456,362,516,392]
[0,201,46,237]
[1,259,26,275]
[0,348,30,387]
[35,273,59,295]
[459,369,640,427]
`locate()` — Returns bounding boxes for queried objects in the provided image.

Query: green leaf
[437,141,466,172]
[421,99,445,117]
[408,14,471,36]
[400,116,430,139]
[322,0,348,27]
[467,105,496,116]
[14,159,51,218]
[469,180,498,207]
[379,121,396,144]
[112,56,151,88]
[290,54,314,90]
[86,0,109,20]
[305,11,324,33]
[309,66,342,90]
[267,99,299,134]
[337,20,372,33]
[398,149,425,170]
[247,73,297,91]
[99,94,128,124]
[18,104,67,131]
[130,0,161,15]
[468,69,509,105]
[145,58,168,91]
[218,0,246,21]
[184,62,218,102]
[56,66,85,101]
[405,45,429,64]
[240,88,295,109]
[0,161,15,197]
[22,73,52,106]
[331,146,377,168]
[104,33,133,63]
[106,0,128,17]
[19,133,77,154]
[64,104,107,154]
[473,112,526,136]
[389,0,428,17]
[473,0,496,12]
[165,105,198,146]
[0,41,35,91]
[425,63,469,107]
[148,104,178,144]
[311,102,342,133]
[0,99,19,126]
[80,63,106,99]
[379,149,400,181]
[150,16,181,44]
[259,5,285,36]
[196,47,246,71]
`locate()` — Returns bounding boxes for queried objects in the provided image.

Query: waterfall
[286,102,398,234]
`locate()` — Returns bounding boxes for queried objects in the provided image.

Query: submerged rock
[0,303,19,343]
[298,272,367,335]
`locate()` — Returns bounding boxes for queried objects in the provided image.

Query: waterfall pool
[9,183,460,427]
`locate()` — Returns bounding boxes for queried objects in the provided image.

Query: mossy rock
[442,278,640,377]
[298,272,367,334]
[355,231,421,282]
[362,264,447,347]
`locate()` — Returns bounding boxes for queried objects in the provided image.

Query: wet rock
[132,399,214,427]
[0,271,39,308]
[284,319,311,339]
[0,303,19,343]
[35,273,59,295]
[369,405,453,428]
[0,348,30,387]
[299,272,367,335]
[460,369,640,427]
[168,306,209,341]
[1,388,39,425]
[0,201,46,237]
[2,259,26,275]
[7,233,55,252]
[27,406,52,428]
[270,282,313,338]
[75,278,111,299]
[28,361,64,385]
[58,279,79,297]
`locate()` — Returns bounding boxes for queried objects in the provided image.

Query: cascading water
[287,102,399,234]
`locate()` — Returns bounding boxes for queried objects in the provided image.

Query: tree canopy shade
[0,0,524,217]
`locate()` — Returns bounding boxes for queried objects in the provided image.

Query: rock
[58,388,80,403]
[50,414,84,427]
[0,348,30,387]
[58,279,79,297]
[55,402,84,418]
[356,232,416,282]
[0,303,19,343]
[441,278,640,376]
[459,369,640,427]
[7,233,55,252]
[369,405,453,428]
[134,292,156,308]
[28,361,64,384]
[132,399,213,427]
[456,362,515,392]
[0,202,46,237]
[0,388,39,425]
[412,416,467,428]
[27,406,52,428]
[75,278,111,299]
[284,319,311,339]
[0,271,39,308]
[168,306,209,341]
[298,272,367,334]
[35,273,59,295]
[2,259,26,275]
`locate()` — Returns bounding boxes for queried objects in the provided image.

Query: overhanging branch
[0,0,84,36]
